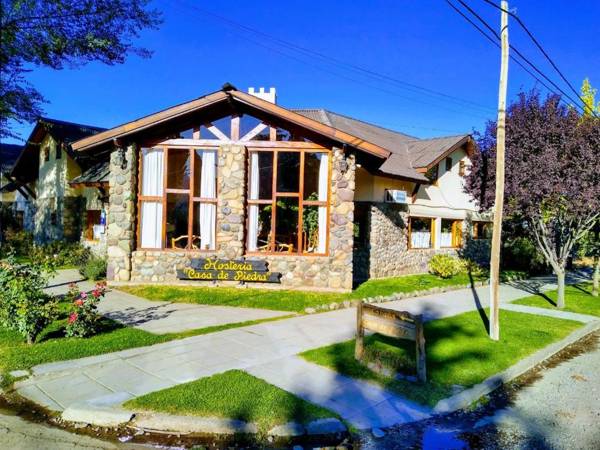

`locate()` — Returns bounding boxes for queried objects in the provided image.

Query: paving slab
[19,272,590,429]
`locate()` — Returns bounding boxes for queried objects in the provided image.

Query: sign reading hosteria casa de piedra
[177,258,282,283]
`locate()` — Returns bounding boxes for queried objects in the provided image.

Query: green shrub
[80,256,107,281]
[460,258,487,277]
[0,257,57,344]
[502,237,550,275]
[28,241,91,267]
[1,230,34,258]
[428,254,462,279]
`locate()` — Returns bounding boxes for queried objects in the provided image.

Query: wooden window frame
[440,219,463,248]
[137,145,218,252]
[245,147,331,257]
[85,210,102,241]
[472,221,492,240]
[408,216,435,250]
[459,160,466,177]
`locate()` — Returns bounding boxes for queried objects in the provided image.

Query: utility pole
[489,0,509,341]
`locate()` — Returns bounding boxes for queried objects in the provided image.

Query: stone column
[216,144,246,259]
[106,144,137,282]
[328,147,356,290]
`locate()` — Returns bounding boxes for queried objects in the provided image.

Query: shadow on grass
[571,283,592,296]
[37,318,126,343]
[304,304,492,407]
[468,270,489,334]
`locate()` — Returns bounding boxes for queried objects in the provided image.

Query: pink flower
[74,299,84,307]
[80,292,88,299]
[68,312,78,324]
[92,289,101,299]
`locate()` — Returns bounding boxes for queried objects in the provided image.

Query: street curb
[433,320,600,414]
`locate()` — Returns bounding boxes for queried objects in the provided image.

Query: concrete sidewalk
[19,273,593,429]
[45,270,290,334]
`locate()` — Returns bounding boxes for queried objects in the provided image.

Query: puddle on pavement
[422,426,468,449]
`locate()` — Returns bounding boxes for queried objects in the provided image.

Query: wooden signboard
[177,257,281,283]
[355,302,426,382]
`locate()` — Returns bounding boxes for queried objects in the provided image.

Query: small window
[459,160,466,177]
[43,148,50,162]
[409,217,433,249]
[56,145,62,159]
[445,157,452,172]
[441,219,463,248]
[473,221,492,239]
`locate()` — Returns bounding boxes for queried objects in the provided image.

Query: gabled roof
[11,118,106,182]
[72,86,391,159]
[70,85,472,184]
[294,109,471,181]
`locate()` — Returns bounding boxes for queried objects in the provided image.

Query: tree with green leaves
[0,0,162,139]
[578,78,600,296]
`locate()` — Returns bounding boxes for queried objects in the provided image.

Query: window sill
[244,252,329,258]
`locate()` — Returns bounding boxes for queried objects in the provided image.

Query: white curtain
[198,150,216,250]
[440,232,453,247]
[411,231,431,249]
[247,152,260,251]
[141,148,163,196]
[317,153,329,253]
[140,148,163,248]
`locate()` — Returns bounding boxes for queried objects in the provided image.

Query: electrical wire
[480,0,595,116]
[168,0,496,116]
[445,0,560,99]
[452,0,586,113]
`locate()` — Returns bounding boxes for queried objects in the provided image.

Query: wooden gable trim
[229,90,391,159]
[72,91,229,151]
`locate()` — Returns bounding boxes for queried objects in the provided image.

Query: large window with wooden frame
[138,147,217,250]
[440,219,463,248]
[247,149,330,255]
[408,217,434,249]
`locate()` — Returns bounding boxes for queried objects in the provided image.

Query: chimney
[248,87,277,104]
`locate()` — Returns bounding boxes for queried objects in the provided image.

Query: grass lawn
[119,272,490,313]
[514,283,600,317]
[125,369,338,433]
[0,308,292,375]
[300,309,581,407]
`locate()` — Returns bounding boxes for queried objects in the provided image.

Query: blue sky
[5,0,599,143]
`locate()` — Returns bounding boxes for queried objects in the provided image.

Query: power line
[168,0,496,116]
[445,0,560,99]
[452,0,586,113]
[480,0,595,116]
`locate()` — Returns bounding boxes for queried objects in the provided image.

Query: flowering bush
[0,257,57,344]
[64,282,106,338]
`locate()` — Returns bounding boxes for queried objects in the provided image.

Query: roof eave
[415,135,472,170]
[72,90,229,152]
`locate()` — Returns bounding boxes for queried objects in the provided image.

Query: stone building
[67,84,490,290]
[6,118,109,254]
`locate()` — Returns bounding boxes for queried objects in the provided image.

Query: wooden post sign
[176,258,281,283]
[355,302,426,382]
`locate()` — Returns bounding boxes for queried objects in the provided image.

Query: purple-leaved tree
[466,91,600,308]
